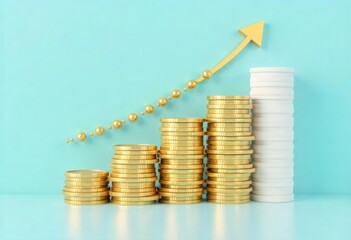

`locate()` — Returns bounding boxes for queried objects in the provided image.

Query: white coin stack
[249,67,294,202]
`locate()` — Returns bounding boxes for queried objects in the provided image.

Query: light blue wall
[1,0,350,194]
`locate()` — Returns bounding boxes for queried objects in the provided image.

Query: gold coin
[206,184,251,189]
[207,176,251,182]
[110,164,155,170]
[159,187,204,193]
[207,104,252,109]
[160,145,204,150]
[114,150,158,155]
[65,177,108,183]
[161,196,202,201]
[160,127,204,132]
[111,159,158,165]
[207,172,253,178]
[64,196,109,201]
[206,118,252,123]
[160,179,204,186]
[159,164,204,170]
[207,154,251,160]
[206,132,252,137]
[207,163,253,169]
[111,200,156,206]
[160,154,205,159]
[206,187,252,194]
[161,118,205,123]
[160,198,202,204]
[161,123,203,128]
[160,174,203,180]
[207,199,250,204]
[112,182,155,188]
[207,194,250,200]
[206,114,252,119]
[208,136,255,141]
[206,149,254,155]
[112,154,156,160]
[111,168,155,174]
[159,150,204,155]
[207,109,250,114]
[161,135,204,140]
[207,140,251,146]
[109,176,157,183]
[207,96,250,100]
[161,141,204,146]
[208,167,255,173]
[64,170,109,178]
[109,191,157,197]
[207,145,251,150]
[206,180,252,186]
[64,199,110,205]
[62,190,109,197]
[207,160,251,165]
[110,172,156,178]
[65,181,109,188]
[159,169,203,174]
[113,144,157,151]
[160,178,203,182]
[111,194,160,202]
[162,132,205,137]
[63,187,110,193]
[111,187,156,193]
[161,160,204,165]
[208,123,251,128]
[160,184,204,189]
[207,127,251,132]
[159,191,203,198]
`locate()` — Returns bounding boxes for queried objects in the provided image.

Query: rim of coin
[207,160,251,165]
[160,199,202,204]
[111,194,160,202]
[207,127,251,132]
[160,175,203,180]
[160,179,204,185]
[208,99,250,104]
[111,168,155,174]
[160,154,205,159]
[62,190,109,197]
[158,187,204,193]
[109,191,157,197]
[112,154,156,160]
[161,141,204,146]
[161,196,202,201]
[159,191,203,198]
[114,150,158,155]
[114,144,157,151]
[65,177,108,183]
[111,159,158,165]
[207,145,251,150]
[207,109,251,114]
[207,164,253,169]
[206,149,254,155]
[65,181,109,187]
[110,164,155,169]
[207,96,250,100]
[206,184,252,190]
[207,199,250,204]
[207,105,253,110]
[161,132,205,136]
[63,187,110,193]
[206,132,253,137]
[160,177,204,182]
[161,123,204,128]
[111,200,156,206]
[207,176,251,181]
[207,154,251,160]
[159,164,205,169]
[160,184,204,189]
[208,167,255,174]
[206,180,252,186]
[64,196,109,201]
[250,193,294,202]
[208,123,251,127]
[161,135,204,140]
[207,194,250,200]
[160,127,204,132]
[208,136,255,141]
[110,172,156,178]
[112,182,155,188]
[111,187,156,193]
[207,171,253,178]
[206,114,252,119]
[160,160,204,165]
[206,118,252,123]
[159,169,204,174]
[109,176,157,183]
[159,150,204,155]
[207,140,251,146]
[161,118,205,123]
[206,187,252,194]
[160,145,204,150]
[64,170,109,178]
[64,199,110,205]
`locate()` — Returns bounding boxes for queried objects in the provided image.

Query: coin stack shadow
[205,96,256,204]
[250,67,295,202]
[63,170,110,205]
[109,144,159,205]
[158,118,205,204]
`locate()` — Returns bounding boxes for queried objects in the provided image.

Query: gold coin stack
[62,170,110,205]
[109,144,159,206]
[205,96,256,204]
[158,118,205,204]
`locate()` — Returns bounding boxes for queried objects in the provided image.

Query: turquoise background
[1,0,350,194]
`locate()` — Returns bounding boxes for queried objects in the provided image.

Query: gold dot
[145,105,155,114]
[172,89,181,99]
[70,138,74,142]
[187,80,197,89]
[112,120,123,129]
[158,98,168,107]
[108,126,113,129]
[168,96,172,100]
[128,113,138,122]
[122,120,126,123]
[77,132,87,142]
[202,70,213,79]
[89,132,94,136]
[65,139,70,144]
[183,87,188,91]
[141,112,145,115]
[95,126,105,136]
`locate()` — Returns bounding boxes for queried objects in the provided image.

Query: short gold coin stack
[158,118,205,204]
[109,144,159,205]
[63,170,110,205]
[205,96,256,204]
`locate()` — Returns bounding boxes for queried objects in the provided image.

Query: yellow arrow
[196,20,264,83]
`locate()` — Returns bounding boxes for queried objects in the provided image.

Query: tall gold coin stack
[205,96,256,204]
[63,170,110,205]
[109,144,159,206]
[158,118,205,204]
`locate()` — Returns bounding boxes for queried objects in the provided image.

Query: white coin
[253,121,294,128]
[250,95,294,100]
[254,152,294,159]
[253,148,294,154]
[253,114,294,121]
[253,135,294,142]
[253,173,294,179]
[250,88,294,95]
[253,126,294,131]
[253,161,294,168]
[250,81,294,87]
[255,167,294,175]
[253,181,294,188]
[253,142,294,150]
[250,67,294,74]
[253,129,294,136]
[251,193,294,202]
[252,188,294,196]
[253,104,294,114]
[252,99,293,105]
[252,177,293,184]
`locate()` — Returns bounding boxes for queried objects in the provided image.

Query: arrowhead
[239,21,264,47]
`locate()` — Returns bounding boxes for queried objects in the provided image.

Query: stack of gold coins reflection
[158,118,205,204]
[109,144,159,205]
[205,96,255,204]
[63,170,110,205]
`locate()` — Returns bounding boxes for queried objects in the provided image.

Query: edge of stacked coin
[205,96,255,204]
[158,118,205,204]
[63,170,110,205]
[109,144,159,205]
